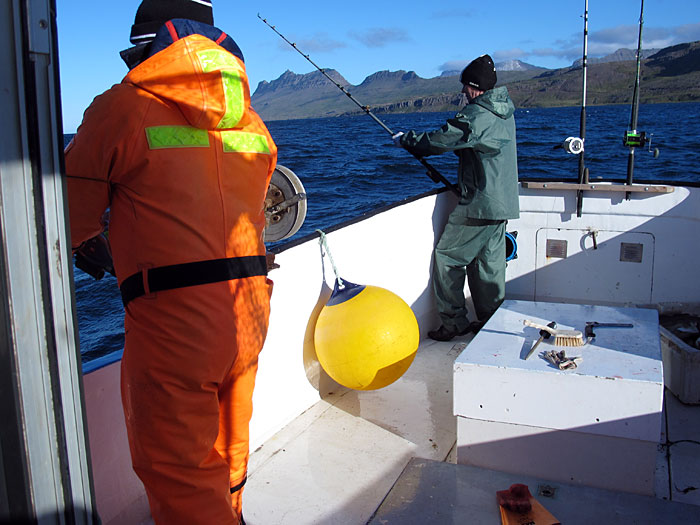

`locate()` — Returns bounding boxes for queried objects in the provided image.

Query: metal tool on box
[525,321,557,359]
[584,322,634,341]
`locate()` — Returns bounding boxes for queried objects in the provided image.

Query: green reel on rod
[623,130,660,158]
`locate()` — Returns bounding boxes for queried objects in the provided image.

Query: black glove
[74,233,114,280]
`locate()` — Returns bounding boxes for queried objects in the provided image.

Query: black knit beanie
[460,54,497,91]
[130,0,214,45]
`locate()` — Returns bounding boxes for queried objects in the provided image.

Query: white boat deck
[242,333,700,524]
[243,334,462,524]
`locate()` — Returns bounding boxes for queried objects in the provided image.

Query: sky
[56,0,700,132]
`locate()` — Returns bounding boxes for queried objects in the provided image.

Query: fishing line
[257,14,460,197]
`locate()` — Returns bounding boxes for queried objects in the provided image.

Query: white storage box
[660,325,700,405]
[454,300,663,495]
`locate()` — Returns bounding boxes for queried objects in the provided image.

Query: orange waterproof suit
[66,23,276,525]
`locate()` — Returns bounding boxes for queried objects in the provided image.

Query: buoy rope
[316,230,344,287]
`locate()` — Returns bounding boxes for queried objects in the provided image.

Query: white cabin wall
[505,185,700,311]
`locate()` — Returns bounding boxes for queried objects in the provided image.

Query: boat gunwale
[272,176,700,254]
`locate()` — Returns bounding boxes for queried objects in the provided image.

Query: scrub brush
[523,319,584,347]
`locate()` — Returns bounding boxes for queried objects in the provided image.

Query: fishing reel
[264,164,308,242]
[623,130,660,158]
[562,136,584,155]
[554,136,583,155]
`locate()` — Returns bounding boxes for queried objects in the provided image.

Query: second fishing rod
[257,14,460,197]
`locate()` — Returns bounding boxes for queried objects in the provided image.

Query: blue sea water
[68,102,700,364]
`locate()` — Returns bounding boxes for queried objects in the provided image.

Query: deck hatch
[546,239,568,259]
[620,242,644,263]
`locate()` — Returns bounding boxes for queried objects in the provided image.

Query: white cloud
[488,22,700,66]
[672,22,700,42]
[531,47,578,59]
[589,25,639,46]
[348,28,410,48]
[438,60,469,73]
[277,33,346,54]
[492,48,528,61]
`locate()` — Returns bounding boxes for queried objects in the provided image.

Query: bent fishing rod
[257,14,460,197]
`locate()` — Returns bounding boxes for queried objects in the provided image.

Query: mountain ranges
[251,41,700,121]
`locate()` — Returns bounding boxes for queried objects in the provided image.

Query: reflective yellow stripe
[198,49,245,129]
[144,127,269,154]
[145,126,209,149]
[221,131,271,154]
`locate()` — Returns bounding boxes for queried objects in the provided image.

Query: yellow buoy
[314,279,419,390]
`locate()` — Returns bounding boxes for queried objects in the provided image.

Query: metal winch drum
[264,164,307,242]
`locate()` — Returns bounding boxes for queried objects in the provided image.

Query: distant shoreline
[251,41,700,121]
[257,100,700,122]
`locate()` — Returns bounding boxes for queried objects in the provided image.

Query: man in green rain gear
[394,54,520,341]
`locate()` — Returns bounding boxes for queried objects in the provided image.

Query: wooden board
[500,497,561,525]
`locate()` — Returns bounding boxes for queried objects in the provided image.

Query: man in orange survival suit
[65,1,276,523]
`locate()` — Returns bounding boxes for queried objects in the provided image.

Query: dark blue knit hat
[460,54,497,91]
[130,0,214,45]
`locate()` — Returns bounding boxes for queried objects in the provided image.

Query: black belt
[230,474,247,494]
[120,255,267,306]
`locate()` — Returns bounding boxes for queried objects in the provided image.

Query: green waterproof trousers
[433,216,506,331]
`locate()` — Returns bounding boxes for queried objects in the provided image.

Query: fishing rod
[558,1,589,216]
[257,14,460,197]
[625,0,645,199]
[623,0,659,198]
[575,0,589,217]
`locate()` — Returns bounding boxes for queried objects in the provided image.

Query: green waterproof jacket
[401,86,520,220]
